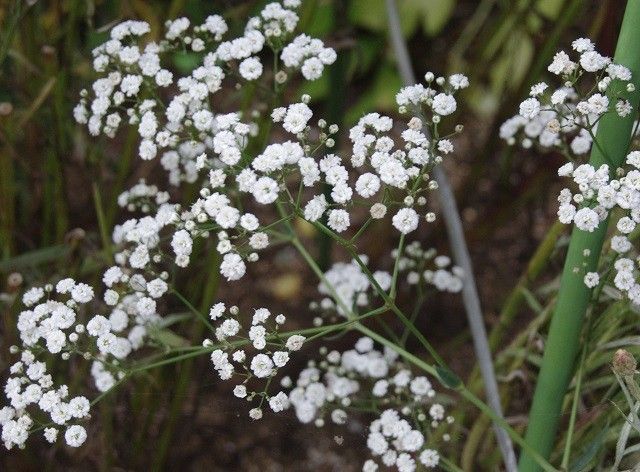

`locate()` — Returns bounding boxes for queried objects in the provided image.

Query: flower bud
[612,349,637,376]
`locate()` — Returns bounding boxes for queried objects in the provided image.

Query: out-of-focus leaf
[345,64,401,123]
[0,245,70,272]
[521,287,543,314]
[489,31,533,96]
[414,0,456,36]
[536,0,566,19]
[348,0,387,32]
[302,1,334,36]
[17,77,56,128]
[348,0,455,37]
[353,37,385,75]
[297,73,330,102]
[172,52,201,75]
[603,285,624,301]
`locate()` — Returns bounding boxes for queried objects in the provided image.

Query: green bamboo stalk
[519,2,640,469]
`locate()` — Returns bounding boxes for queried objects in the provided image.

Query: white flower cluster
[117,179,170,213]
[501,38,634,155]
[4,2,466,464]
[71,0,469,288]
[500,38,640,298]
[290,72,466,237]
[284,337,452,471]
[395,241,464,292]
[556,152,640,298]
[363,409,442,471]
[73,1,330,181]
[314,256,391,316]
[2,282,97,449]
[555,162,611,232]
[281,34,337,80]
[207,304,305,419]
[2,262,177,449]
[312,244,463,320]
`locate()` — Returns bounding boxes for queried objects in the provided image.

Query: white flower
[46,330,66,354]
[71,283,94,303]
[572,38,594,53]
[220,253,246,281]
[355,173,381,198]
[392,208,419,234]
[283,103,312,134]
[239,57,263,80]
[233,385,247,398]
[584,272,600,288]
[87,315,111,337]
[286,335,305,351]
[449,73,469,89]
[250,354,274,378]
[432,93,456,116]
[327,209,350,233]
[272,351,290,367]
[557,203,576,224]
[519,98,540,119]
[64,425,87,447]
[56,278,75,294]
[419,449,440,468]
[573,207,600,232]
[268,392,290,412]
[580,51,610,72]
[399,429,424,452]
[44,427,58,443]
[209,302,226,320]
[370,203,387,219]
[301,57,324,80]
[530,82,548,96]
[548,51,574,75]
[252,176,279,204]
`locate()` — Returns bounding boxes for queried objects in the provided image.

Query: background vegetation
[0,0,633,470]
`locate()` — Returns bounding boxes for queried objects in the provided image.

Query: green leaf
[149,328,189,348]
[436,366,462,389]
